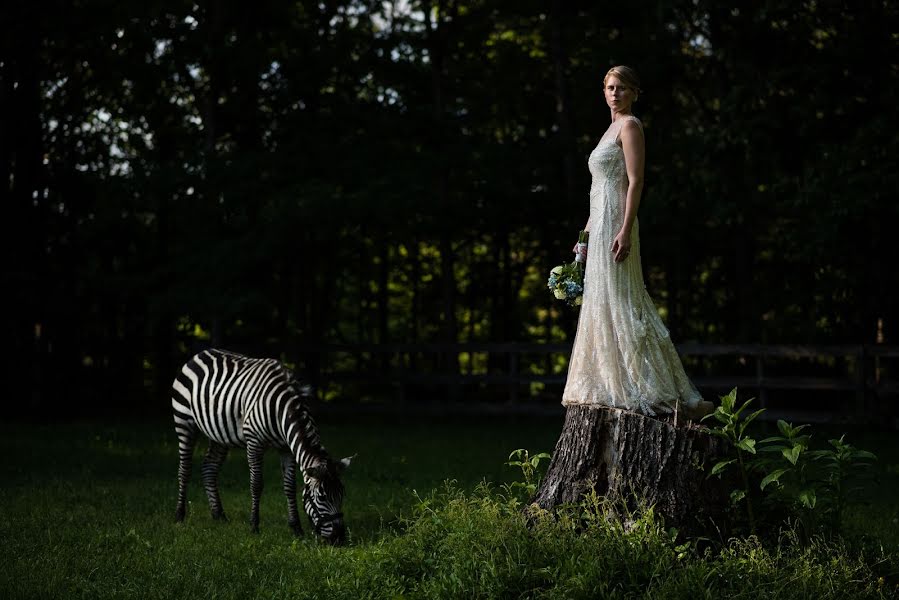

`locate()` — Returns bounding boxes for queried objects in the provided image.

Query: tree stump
[532,405,729,534]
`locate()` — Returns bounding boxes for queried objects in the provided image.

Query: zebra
[171,348,352,544]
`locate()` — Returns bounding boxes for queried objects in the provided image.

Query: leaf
[777,420,791,437]
[708,429,731,441]
[783,445,802,465]
[701,409,722,423]
[739,408,766,435]
[718,392,736,417]
[805,450,832,460]
[736,438,757,454]
[759,436,786,444]
[759,445,789,453]
[828,437,847,450]
[777,421,810,440]
[852,450,877,460]
[720,389,737,413]
[710,408,731,424]
[730,489,746,504]
[792,435,811,447]
[798,489,817,509]
[760,469,788,490]
[530,453,551,468]
[733,397,755,419]
[792,424,810,434]
[710,459,736,477]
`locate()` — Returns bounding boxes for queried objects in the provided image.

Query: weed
[503,448,551,502]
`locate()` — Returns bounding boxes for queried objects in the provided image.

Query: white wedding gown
[561,116,705,416]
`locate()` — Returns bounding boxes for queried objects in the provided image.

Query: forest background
[4,0,897,419]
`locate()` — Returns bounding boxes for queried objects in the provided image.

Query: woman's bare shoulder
[619,117,644,139]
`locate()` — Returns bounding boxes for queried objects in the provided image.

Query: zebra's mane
[282,371,328,463]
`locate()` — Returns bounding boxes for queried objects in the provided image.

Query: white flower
[553,289,567,300]
[574,296,582,306]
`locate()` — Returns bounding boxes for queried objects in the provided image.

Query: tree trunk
[533,405,729,534]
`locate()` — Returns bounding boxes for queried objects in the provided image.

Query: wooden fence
[295,342,899,421]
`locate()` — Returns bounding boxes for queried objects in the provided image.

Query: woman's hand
[610,229,631,263]
[572,240,588,263]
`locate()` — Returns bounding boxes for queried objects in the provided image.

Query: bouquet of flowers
[547,230,588,307]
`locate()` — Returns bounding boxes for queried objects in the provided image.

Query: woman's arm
[611,120,645,262]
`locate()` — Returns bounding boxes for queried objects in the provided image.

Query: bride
[561,65,714,420]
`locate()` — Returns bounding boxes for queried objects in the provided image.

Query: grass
[0,413,897,599]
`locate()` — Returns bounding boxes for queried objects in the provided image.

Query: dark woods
[3,1,897,418]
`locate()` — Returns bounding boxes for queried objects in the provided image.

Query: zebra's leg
[174,423,199,523]
[246,438,266,534]
[202,442,230,521]
[279,452,303,536]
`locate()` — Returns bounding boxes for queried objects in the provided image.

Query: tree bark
[533,405,729,534]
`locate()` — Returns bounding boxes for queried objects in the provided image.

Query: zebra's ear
[305,464,328,480]
[337,454,356,472]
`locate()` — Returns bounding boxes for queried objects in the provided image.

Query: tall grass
[0,416,896,599]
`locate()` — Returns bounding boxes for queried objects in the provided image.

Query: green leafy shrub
[703,388,878,539]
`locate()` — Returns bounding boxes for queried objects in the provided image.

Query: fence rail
[295,342,899,420]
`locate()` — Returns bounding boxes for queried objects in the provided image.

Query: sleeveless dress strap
[615,115,643,142]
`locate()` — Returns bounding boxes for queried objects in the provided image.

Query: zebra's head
[303,455,353,545]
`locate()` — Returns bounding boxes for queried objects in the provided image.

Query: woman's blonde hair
[603,65,642,99]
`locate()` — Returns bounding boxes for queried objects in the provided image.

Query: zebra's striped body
[172,349,351,543]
